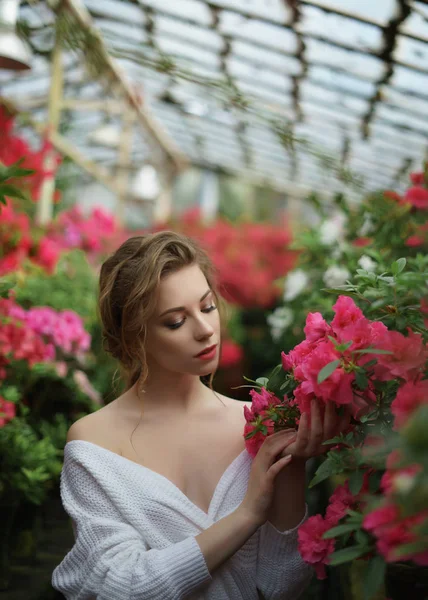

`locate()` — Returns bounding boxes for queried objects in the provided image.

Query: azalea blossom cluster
[0,299,55,379]
[384,169,428,248]
[156,208,297,308]
[244,293,428,579]
[0,296,91,397]
[362,450,428,567]
[280,295,427,421]
[1,298,91,361]
[46,205,118,257]
[0,200,63,275]
[0,106,62,202]
[0,396,16,427]
[298,481,357,579]
[244,294,428,452]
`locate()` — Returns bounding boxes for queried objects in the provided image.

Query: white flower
[267,307,293,341]
[393,473,415,494]
[323,265,351,288]
[319,213,347,246]
[358,255,376,272]
[359,214,374,236]
[283,269,309,301]
[331,243,346,260]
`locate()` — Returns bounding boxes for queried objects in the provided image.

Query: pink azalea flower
[298,514,335,579]
[404,186,428,209]
[410,171,425,186]
[331,296,364,335]
[249,387,278,415]
[304,312,330,342]
[363,504,399,534]
[293,383,315,415]
[391,380,428,429]
[0,396,16,427]
[299,339,350,405]
[325,482,355,524]
[375,330,428,382]
[365,507,428,564]
[219,340,243,368]
[243,420,275,458]
[281,339,315,374]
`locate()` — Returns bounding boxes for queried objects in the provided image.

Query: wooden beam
[61,98,124,113]
[59,0,189,174]
[116,110,135,224]
[36,25,63,226]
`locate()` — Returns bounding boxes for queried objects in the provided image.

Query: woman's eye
[202,305,217,313]
[165,319,185,330]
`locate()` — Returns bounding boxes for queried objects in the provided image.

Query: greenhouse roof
[1,0,428,200]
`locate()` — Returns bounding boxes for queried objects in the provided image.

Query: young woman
[52,231,349,599]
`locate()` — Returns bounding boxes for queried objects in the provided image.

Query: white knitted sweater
[52,440,313,600]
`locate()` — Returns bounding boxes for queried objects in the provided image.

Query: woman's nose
[194,316,214,340]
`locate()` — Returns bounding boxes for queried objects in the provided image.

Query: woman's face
[146,264,221,376]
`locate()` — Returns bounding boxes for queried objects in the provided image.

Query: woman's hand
[280,399,351,462]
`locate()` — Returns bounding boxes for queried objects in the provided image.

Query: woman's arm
[52,453,261,600]
[266,459,307,531]
[196,506,260,572]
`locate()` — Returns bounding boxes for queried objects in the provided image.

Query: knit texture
[52,440,313,599]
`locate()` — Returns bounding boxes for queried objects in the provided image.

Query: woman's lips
[195,344,217,360]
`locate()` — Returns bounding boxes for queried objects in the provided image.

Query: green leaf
[393,540,428,558]
[354,530,370,546]
[368,471,382,494]
[354,348,393,355]
[349,469,365,495]
[323,523,361,538]
[392,258,406,276]
[328,545,369,565]
[355,370,368,390]
[0,280,15,297]
[256,377,269,387]
[363,556,386,600]
[0,184,28,201]
[309,456,344,488]
[317,359,340,384]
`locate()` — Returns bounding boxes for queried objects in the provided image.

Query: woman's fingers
[309,399,324,454]
[259,430,297,469]
[338,404,352,432]
[324,400,338,441]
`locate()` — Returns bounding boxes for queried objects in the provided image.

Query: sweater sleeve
[51,455,212,600]
[255,504,314,600]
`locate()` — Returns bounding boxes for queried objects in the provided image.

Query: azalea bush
[267,166,428,355]
[155,208,297,309]
[244,255,428,598]
[0,104,62,207]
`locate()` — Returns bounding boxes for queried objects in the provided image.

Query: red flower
[410,171,425,186]
[298,515,335,579]
[219,340,243,368]
[404,186,428,210]
[391,379,428,429]
[374,330,428,382]
[304,312,330,342]
[0,397,16,427]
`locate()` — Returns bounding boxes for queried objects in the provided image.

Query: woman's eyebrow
[158,289,211,318]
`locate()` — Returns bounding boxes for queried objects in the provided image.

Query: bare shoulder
[66,402,120,451]
[215,392,252,415]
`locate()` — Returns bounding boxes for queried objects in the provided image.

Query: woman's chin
[196,361,219,377]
